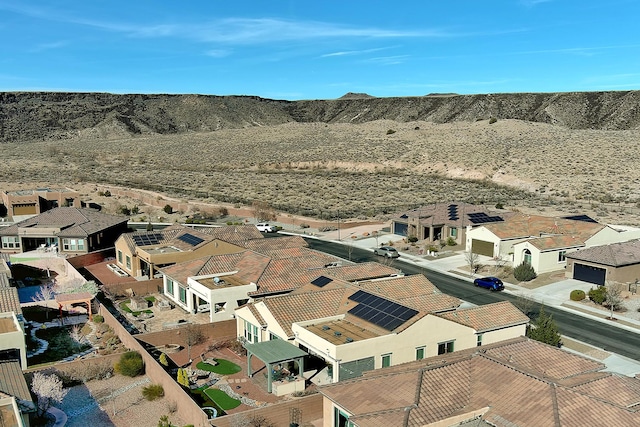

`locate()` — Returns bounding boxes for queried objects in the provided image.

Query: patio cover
[245,339,307,393]
[55,292,94,320]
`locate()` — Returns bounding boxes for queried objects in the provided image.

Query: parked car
[374,246,400,258]
[473,276,504,291]
[255,223,275,233]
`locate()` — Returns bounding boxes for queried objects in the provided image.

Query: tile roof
[323,262,400,282]
[200,225,264,245]
[244,235,308,253]
[484,213,604,241]
[0,360,31,402]
[394,202,514,228]
[566,238,640,267]
[527,234,586,251]
[0,207,128,237]
[321,337,640,427]
[437,301,529,332]
[160,251,271,285]
[0,287,21,315]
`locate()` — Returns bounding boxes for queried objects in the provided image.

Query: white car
[255,223,274,232]
[374,246,400,258]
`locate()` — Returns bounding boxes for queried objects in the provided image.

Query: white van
[256,223,274,232]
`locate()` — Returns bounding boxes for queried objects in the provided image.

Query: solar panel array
[467,212,504,224]
[177,233,204,246]
[311,276,333,288]
[348,290,418,331]
[563,214,598,223]
[132,233,163,247]
[448,204,459,221]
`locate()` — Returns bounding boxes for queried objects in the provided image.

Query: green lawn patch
[196,359,242,375]
[119,300,153,317]
[204,388,241,410]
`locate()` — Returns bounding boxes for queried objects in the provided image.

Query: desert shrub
[407,236,418,243]
[570,289,586,301]
[163,204,173,214]
[489,117,497,124]
[93,315,104,323]
[142,384,164,401]
[64,360,114,383]
[514,262,537,282]
[226,221,233,225]
[114,351,144,377]
[588,286,607,305]
[386,129,396,135]
[299,223,310,229]
[218,206,229,216]
[159,352,169,367]
[495,202,504,209]
[446,237,456,246]
[319,226,338,232]
[119,205,131,216]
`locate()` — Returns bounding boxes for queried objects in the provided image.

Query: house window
[178,286,187,304]
[381,353,391,368]
[244,320,258,343]
[523,249,532,265]
[334,407,354,427]
[438,340,454,355]
[214,302,226,313]
[1,236,20,249]
[269,332,280,340]
[416,346,425,360]
[558,251,567,262]
[125,255,131,270]
[117,250,123,264]
[62,238,85,251]
[450,227,457,238]
[477,334,483,347]
[166,278,174,296]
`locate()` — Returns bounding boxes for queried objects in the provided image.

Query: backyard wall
[103,278,163,297]
[67,249,113,269]
[211,394,323,427]
[98,303,211,427]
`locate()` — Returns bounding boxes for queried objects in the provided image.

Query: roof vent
[213,277,221,283]
[334,331,342,337]
[345,337,354,343]
[322,325,330,331]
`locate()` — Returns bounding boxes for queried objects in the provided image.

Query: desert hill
[1,90,640,142]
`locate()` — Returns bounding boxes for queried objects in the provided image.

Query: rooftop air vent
[322,325,330,331]
[334,331,342,337]
[345,337,354,343]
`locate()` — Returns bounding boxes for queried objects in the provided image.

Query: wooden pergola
[55,292,95,321]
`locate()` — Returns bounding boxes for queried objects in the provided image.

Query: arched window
[523,249,532,265]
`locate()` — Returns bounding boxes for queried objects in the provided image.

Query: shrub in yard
[114,351,144,377]
[142,384,164,401]
[299,223,310,229]
[159,352,169,367]
[407,236,418,243]
[489,117,497,124]
[92,315,104,323]
[446,237,456,246]
[588,286,607,305]
[570,290,586,301]
[163,204,173,214]
[514,262,537,282]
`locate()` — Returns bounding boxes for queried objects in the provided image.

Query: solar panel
[177,233,204,246]
[132,233,163,246]
[563,214,598,223]
[348,290,418,331]
[311,276,333,287]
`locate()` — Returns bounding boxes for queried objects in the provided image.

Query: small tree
[464,251,481,278]
[604,282,624,319]
[176,368,189,388]
[32,284,56,320]
[159,352,169,367]
[514,262,537,282]
[146,222,154,231]
[183,324,205,362]
[527,306,562,347]
[252,201,276,222]
[163,204,173,214]
[31,372,68,418]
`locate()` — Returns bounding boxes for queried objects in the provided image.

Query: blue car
[473,276,504,291]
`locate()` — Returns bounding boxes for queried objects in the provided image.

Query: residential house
[0,207,128,255]
[466,213,640,274]
[0,360,35,427]
[113,224,261,279]
[319,336,640,427]
[237,275,528,386]
[0,259,26,370]
[391,202,513,245]
[565,238,640,286]
[1,187,80,222]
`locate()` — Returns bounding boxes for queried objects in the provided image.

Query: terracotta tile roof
[160,251,271,285]
[324,262,400,282]
[0,287,21,315]
[0,207,127,237]
[571,374,640,408]
[0,273,10,289]
[322,338,640,427]
[200,225,264,245]
[260,287,355,337]
[394,202,515,228]
[437,301,529,332]
[485,213,604,241]
[0,360,31,402]
[566,238,640,266]
[246,304,267,327]
[482,338,604,380]
[123,223,224,253]
[245,235,308,253]
[527,235,586,251]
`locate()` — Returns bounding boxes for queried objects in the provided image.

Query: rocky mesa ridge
[1,90,640,142]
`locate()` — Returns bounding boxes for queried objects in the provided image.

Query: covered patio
[245,340,307,395]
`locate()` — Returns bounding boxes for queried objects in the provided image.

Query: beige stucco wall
[0,312,27,369]
[188,276,256,322]
[481,326,527,346]
[586,227,640,247]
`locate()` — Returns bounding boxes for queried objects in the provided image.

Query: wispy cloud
[204,49,231,58]
[321,46,396,58]
[364,55,410,65]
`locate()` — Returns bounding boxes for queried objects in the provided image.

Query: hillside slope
[1,90,640,142]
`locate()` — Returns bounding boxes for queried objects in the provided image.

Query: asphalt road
[304,237,640,361]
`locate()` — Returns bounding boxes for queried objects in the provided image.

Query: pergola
[245,340,307,393]
[55,292,95,321]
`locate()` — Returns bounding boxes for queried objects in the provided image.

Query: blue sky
[1,1,639,100]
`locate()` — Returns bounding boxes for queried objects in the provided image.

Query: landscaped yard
[27,325,92,366]
[196,359,242,375]
[204,387,241,410]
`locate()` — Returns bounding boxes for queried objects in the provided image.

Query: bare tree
[252,201,277,222]
[69,324,88,345]
[31,372,68,418]
[604,282,624,320]
[183,324,206,362]
[464,251,481,278]
[32,284,56,320]
[492,255,509,276]
[513,292,535,316]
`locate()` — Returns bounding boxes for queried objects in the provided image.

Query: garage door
[471,239,494,257]
[393,222,408,236]
[573,263,606,286]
